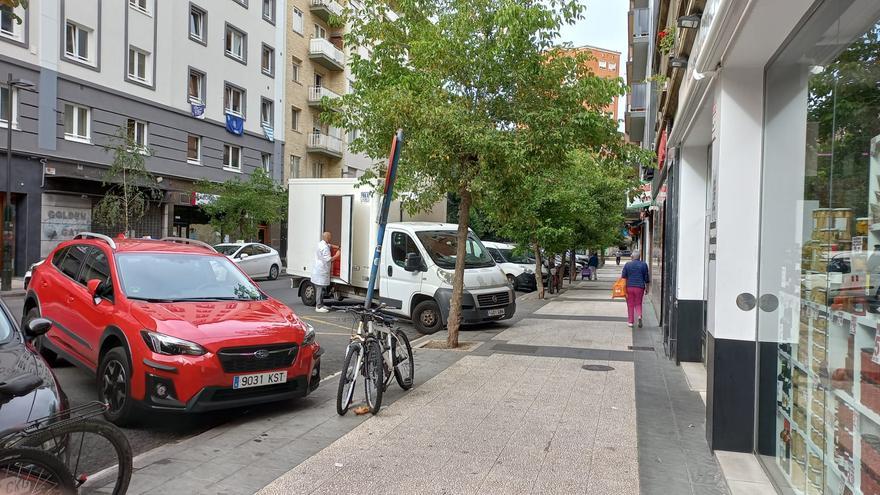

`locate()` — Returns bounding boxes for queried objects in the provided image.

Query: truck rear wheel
[300,281,317,307]
[412,300,443,335]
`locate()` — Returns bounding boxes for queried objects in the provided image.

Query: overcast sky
[558,0,629,129]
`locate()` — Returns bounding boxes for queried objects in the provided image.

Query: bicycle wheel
[336,342,362,416]
[0,447,77,494]
[363,338,384,414]
[392,329,415,390]
[21,419,132,495]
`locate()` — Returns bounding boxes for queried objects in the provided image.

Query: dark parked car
[0,300,66,435]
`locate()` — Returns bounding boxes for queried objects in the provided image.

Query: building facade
[628,0,880,493]
[567,45,621,121]
[0,0,286,274]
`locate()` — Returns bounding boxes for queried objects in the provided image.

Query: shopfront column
[705,66,765,453]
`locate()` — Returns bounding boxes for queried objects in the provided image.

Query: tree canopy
[196,168,286,242]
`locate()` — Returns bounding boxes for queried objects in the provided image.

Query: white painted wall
[676,145,709,301]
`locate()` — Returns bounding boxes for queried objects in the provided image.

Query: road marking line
[301,316,352,332]
[321,371,341,382]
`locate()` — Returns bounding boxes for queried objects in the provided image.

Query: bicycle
[0,374,133,495]
[336,305,415,416]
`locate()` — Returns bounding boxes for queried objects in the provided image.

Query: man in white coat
[313,231,340,312]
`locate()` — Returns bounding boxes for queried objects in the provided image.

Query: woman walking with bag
[621,250,649,328]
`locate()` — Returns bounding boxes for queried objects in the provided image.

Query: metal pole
[2,73,14,291]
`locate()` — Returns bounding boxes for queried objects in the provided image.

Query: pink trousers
[626,286,645,324]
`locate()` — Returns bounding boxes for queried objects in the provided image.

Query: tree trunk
[570,246,576,283]
[533,240,544,299]
[446,185,471,348]
[559,250,567,286]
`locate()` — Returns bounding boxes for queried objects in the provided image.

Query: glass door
[756,2,880,494]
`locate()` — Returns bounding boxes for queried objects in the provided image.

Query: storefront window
[758,2,880,494]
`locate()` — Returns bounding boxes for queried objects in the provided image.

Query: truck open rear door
[321,194,354,284]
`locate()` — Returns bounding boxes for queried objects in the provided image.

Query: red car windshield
[116,253,265,302]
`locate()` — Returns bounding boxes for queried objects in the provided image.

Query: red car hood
[129,298,307,350]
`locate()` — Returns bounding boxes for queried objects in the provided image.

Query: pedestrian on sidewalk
[312,231,340,313]
[588,252,599,281]
[621,250,649,328]
[615,250,621,265]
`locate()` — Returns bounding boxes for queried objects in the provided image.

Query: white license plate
[487,308,506,317]
[232,371,288,389]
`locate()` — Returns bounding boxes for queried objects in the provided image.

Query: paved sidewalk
[259,265,731,495]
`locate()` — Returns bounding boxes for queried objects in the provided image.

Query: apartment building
[566,45,621,121]
[0,0,286,274]
[284,0,374,181]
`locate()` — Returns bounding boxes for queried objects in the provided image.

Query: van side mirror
[25,318,52,338]
[404,253,423,272]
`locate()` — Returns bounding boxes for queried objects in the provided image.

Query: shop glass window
[757,3,880,494]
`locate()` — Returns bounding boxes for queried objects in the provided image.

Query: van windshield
[415,231,495,269]
[498,249,532,264]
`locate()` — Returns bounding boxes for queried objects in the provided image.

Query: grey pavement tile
[586,476,640,495]
[134,459,202,481]
[117,474,170,495]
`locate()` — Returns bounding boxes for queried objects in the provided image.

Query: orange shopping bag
[612,278,626,299]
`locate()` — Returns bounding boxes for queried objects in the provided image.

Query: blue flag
[225,113,244,136]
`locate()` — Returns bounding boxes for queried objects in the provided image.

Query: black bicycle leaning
[0,374,133,495]
[336,305,415,416]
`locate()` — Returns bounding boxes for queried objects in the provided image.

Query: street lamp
[677,14,702,30]
[2,73,36,291]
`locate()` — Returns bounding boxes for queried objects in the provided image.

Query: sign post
[364,129,403,308]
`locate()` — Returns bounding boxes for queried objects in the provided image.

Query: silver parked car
[214,242,283,280]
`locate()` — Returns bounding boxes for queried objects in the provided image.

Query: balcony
[631,8,650,41]
[307,131,343,158]
[310,0,343,22]
[309,38,345,71]
[308,86,341,109]
[629,8,650,83]
[625,82,647,144]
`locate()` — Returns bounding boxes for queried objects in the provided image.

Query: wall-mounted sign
[41,194,92,257]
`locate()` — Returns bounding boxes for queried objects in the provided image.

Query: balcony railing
[307,131,343,156]
[310,0,343,21]
[629,83,647,112]
[632,8,650,39]
[309,38,345,70]
[308,86,341,105]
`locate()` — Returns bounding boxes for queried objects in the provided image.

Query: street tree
[93,127,160,236]
[196,168,286,242]
[334,0,626,347]
[0,0,28,24]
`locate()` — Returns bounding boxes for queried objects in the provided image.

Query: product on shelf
[863,348,880,384]
[863,461,880,495]
[857,217,870,237]
[861,377,880,416]
[863,434,880,476]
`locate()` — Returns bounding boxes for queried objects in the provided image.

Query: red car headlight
[141,331,206,356]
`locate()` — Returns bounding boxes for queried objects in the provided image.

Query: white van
[483,241,545,291]
[287,179,515,334]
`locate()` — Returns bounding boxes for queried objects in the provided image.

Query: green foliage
[196,168,286,242]
[0,0,29,24]
[332,0,637,340]
[93,127,160,235]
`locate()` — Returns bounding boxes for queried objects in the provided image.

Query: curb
[0,290,26,299]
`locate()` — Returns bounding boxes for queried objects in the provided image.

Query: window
[189,5,206,43]
[609,63,617,71]
[289,155,301,178]
[188,68,205,103]
[391,232,420,268]
[292,8,304,34]
[63,104,90,142]
[0,86,16,128]
[261,153,271,172]
[129,0,149,14]
[78,248,111,287]
[232,0,248,7]
[224,84,245,116]
[262,0,275,23]
[187,135,201,164]
[290,107,300,131]
[57,245,88,281]
[261,98,273,127]
[314,24,326,39]
[311,161,323,178]
[225,24,246,62]
[65,22,89,62]
[598,60,607,69]
[51,247,70,270]
[223,144,241,171]
[291,57,301,83]
[261,44,274,76]
[1,6,15,37]
[126,119,148,149]
[128,47,149,83]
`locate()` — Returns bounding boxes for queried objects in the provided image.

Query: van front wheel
[412,300,443,335]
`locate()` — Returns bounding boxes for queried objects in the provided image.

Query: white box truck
[287,178,516,334]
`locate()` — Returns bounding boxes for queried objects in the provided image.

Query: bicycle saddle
[0,374,44,399]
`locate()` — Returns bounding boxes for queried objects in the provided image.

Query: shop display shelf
[781,349,810,374]
[835,388,880,427]
[803,300,880,331]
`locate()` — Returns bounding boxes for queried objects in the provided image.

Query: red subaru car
[23,233,322,424]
